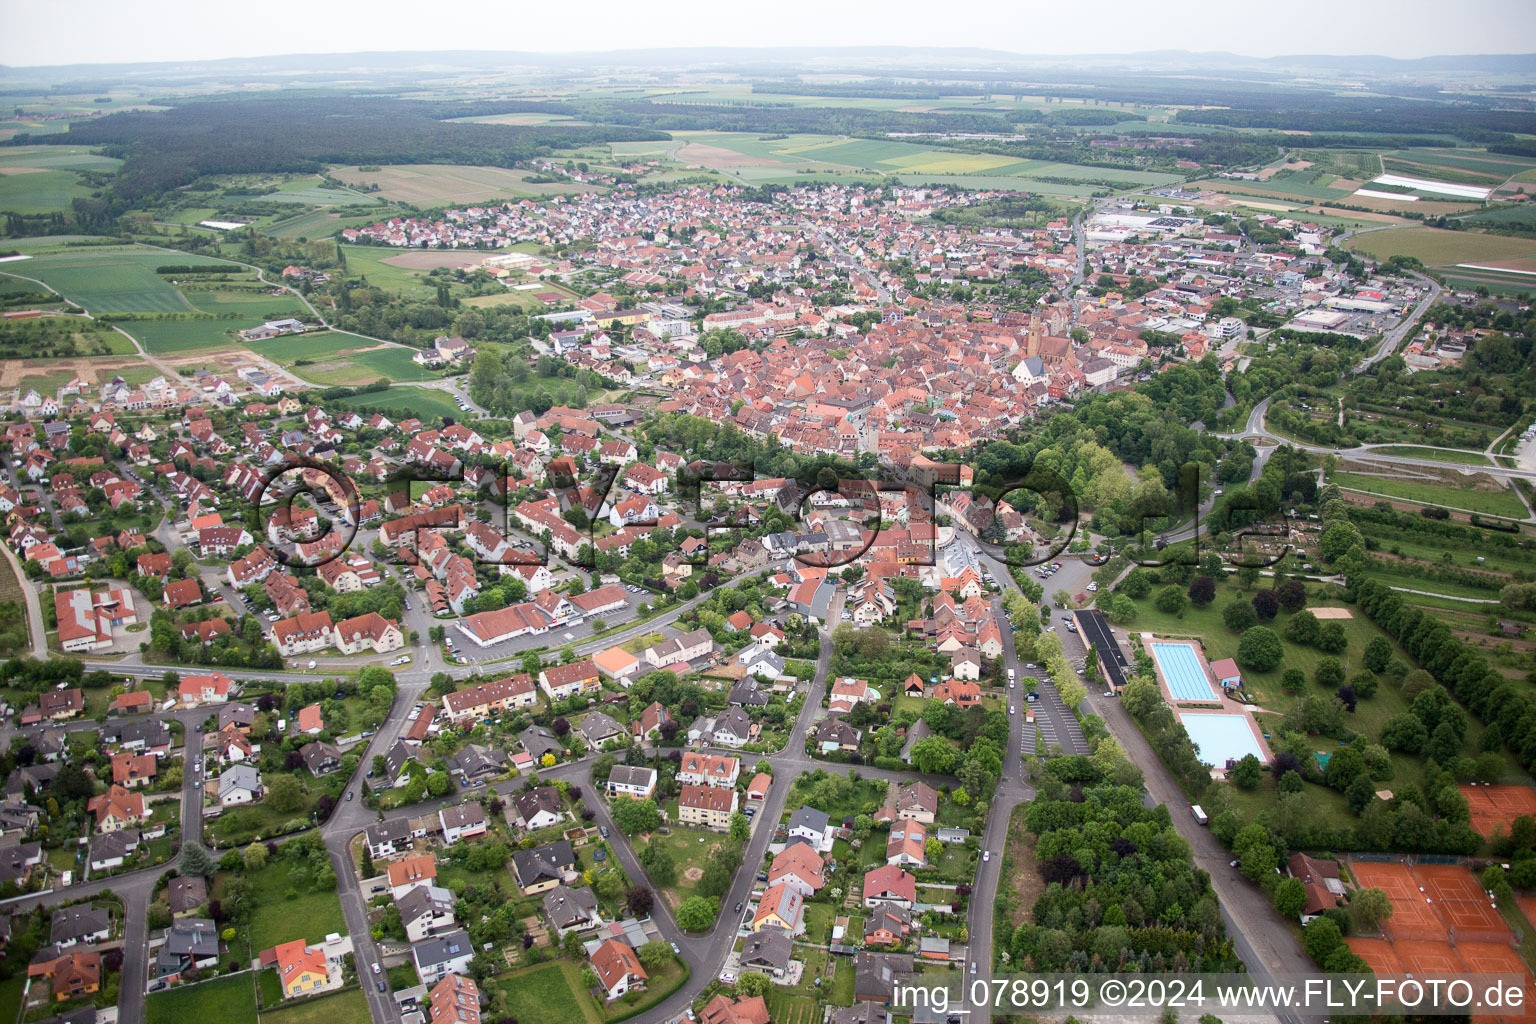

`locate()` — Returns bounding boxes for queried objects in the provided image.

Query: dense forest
[24,97,668,201]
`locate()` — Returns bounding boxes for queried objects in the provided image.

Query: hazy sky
[3,0,1534,67]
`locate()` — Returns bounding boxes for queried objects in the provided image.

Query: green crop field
[337,245,439,299]
[1329,470,1529,518]
[335,386,462,420]
[667,131,1179,193]
[260,180,379,206]
[329,164,600,204]
[1345,226,1536,268]
[266,208,380,240]
[243,331,358,364]
[124,316,260,352]
[348,346,441,381]
[1386,148,1536,179]
[0,145,123,173]
[185,288,310,319]
[4,246,240,313]
[0,169,97,214]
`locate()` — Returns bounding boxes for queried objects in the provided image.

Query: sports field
[329,164,601,204]
[1461,784,1536,838]
[1351,860,1448,942]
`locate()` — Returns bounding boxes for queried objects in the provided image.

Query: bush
[1237,626,1284,671]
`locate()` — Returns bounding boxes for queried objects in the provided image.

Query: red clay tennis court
[1346,937,1403,975]
[1392,939,1469,976]
[1458,943,1536,1024]
[1414,863,1511,940]
[1461,785,1536,838]
[1352,860,1449,941]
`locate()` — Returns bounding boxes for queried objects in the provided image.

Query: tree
[625,886,654,917]
[1280,668,1307,695]
[1285,610,1320,646]
[426,773,451,797]
[1231,754,1262,790]
[908,736,958,776]
[676,895,719,932]
[1314,657,1345,690]
[729,812,749,842]
[180,844,214,879]
[242,842,268,873]
[639,842,676,886]
[1353,887,1394,928]
[1303,916,1344,964]
[1223,599,1258,633]
[1273,876,1308,918]
[1362,636,1392,674]
[1155,586,1187,616]
[1276,579,1307,613]
[1187,575,1216,608]
[1237,626,1284,671]
[1381,713,1429,754]
[737,972,771,998]
[612,799,661,836]
[1346,773,1376,814]
[638,941,673,970]
[1251,589,1279,621]
[266,774,304,812]
[1316,622,1348,654]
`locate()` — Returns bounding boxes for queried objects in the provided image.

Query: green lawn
[1329,471,1528,518]
[1365,446,1495,466]
[334,386,463,421]
[225,861,348,952]
[636,828,732,905]
[146,974,258,1024]
[488,961,601,1024]
[604,957,687,1022]
[259,986,370,1024]
[0,973,25,1024]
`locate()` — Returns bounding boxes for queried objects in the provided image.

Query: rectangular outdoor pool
[1180,713,1265,767]
[1150,642,1216,701]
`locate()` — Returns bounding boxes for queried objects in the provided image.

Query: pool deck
[1140,632,1274,769]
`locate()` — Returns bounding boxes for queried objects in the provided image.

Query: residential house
[678,785,737,830]
[751,881,804,934]
[590,938,647,1002]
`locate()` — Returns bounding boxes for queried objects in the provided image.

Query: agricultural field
[1328,469,1529,519]
[1345,226,1536,270]
[0,245,239,314]
[264,208,381,241]
[124,316,261,353]
[259,178,380,206]
[0,145,123,214]
[183,287,311,320]
[663,131,1181,194]
[337,245,443,300]
[238,331,439,386]
[329,164,602,204]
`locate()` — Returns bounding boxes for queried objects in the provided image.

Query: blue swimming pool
[1180,713,1265,767]
[1150,642,1216,701]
